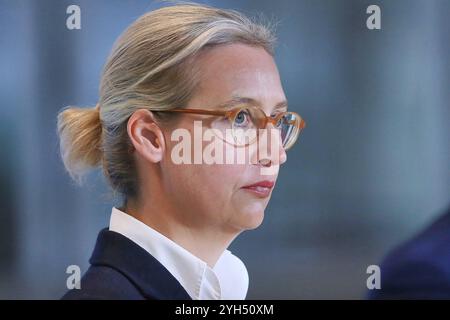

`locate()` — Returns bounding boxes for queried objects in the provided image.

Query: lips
[241,180,275,198]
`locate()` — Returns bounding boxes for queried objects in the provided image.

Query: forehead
[191,43,286,108]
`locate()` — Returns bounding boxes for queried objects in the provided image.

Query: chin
[238,205,266,230]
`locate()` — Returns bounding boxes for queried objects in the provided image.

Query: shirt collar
[109,207,248,300]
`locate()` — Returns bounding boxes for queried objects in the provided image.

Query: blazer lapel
[89,228,192,300]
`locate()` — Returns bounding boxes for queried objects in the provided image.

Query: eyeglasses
[157,105,306,150]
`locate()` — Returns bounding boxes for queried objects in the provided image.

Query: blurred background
[0,0,449,299]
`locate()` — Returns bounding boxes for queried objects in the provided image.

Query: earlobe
[127,109,165,163]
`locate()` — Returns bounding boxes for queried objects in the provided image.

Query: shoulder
[61,265,144,300]
[369,210,450,299]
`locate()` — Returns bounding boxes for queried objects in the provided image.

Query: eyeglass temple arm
[163,108,229,116]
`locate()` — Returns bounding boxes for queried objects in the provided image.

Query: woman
[58,3,305,300]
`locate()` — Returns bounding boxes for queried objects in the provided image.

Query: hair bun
[57,105,103,183]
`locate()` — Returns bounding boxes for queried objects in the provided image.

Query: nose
[251,124,287,166]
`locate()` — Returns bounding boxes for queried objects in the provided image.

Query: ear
[127,109,165,163]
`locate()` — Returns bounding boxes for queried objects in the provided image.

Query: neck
[124,195,239,268]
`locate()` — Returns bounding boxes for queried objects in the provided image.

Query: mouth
[241,180,275,198]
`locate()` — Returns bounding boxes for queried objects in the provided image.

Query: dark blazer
[62,228,192,300]
[368,206,450,299]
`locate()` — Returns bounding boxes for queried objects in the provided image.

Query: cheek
[165,161,247,208]
[191,163,246,197]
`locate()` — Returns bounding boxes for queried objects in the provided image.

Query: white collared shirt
[108,207,249,300]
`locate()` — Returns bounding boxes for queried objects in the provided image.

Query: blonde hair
[57,2,277,200]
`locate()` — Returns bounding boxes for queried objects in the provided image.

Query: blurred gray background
[0,0,449,299]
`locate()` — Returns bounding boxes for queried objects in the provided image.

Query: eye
[271,112,285,128]
[271,109,286,118]
[234,109,250,127]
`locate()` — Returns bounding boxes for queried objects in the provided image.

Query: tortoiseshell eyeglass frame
[156,105,306,150]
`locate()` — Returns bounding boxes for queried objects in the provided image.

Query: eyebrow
[216,96,288,112]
